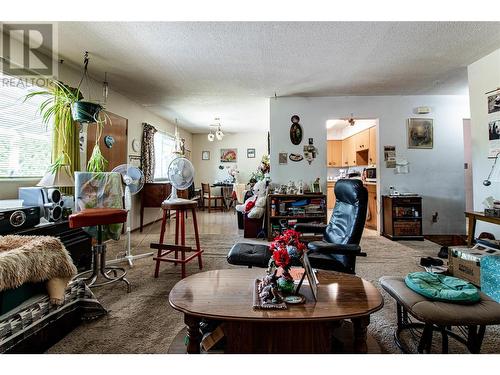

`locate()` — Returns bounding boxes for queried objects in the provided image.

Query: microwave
[365,167,376,180]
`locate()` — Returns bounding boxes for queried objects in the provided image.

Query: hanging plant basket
[71,101,103,123]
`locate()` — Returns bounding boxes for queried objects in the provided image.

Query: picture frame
[201,150,210,160]
[407,118,433,149]
[297,251,318,301]
[279,152,288,165]
[247,148,256,158]
[220,148,237,162]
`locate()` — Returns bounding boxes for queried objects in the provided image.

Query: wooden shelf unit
[267,194,327,241]
[382,195,424,241]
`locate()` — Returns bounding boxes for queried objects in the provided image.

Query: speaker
[18,187,63,222]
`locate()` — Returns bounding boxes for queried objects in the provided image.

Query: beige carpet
[47,212,499,354]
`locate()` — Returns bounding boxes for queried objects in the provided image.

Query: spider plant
[24,80,82,172]
[86,111,110,172]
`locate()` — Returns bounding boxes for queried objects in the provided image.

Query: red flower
[273,247,290,268]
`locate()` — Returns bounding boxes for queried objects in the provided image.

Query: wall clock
[290,115,303,145]
[132,139,140,152]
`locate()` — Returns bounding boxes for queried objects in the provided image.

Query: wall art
[247,148,256,158]
[289,153,303,162]
[202,150,210,160]
[289,115,303,145]
[488,92,500,114]
[279,152,288,165]
[220,148,237,162]
[488,119,500,158]
[407,118,433,149]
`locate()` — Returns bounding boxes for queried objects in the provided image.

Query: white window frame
[153,130,176,181]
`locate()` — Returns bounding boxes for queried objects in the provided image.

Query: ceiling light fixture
[346,113,356,127]
[208,117,224,141]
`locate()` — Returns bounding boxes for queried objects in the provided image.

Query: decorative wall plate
[104,135,115,149]
[289,153,303,162]
[290,115,303,145]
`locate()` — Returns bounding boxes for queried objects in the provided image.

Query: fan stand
[108,185,154,267]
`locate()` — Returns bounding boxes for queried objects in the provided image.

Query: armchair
[295,179,368,274]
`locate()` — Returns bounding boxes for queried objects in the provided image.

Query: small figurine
[298,180,304,194]
[258,269,283,304]
[312,177,321,193]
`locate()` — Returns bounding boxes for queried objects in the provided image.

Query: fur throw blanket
[0,235,77,303]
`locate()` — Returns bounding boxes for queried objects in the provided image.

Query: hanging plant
[24,80,83,172]
[86,111,110,172]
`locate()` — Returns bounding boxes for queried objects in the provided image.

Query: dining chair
[201,183,224,213]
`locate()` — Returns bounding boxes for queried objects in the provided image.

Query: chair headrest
[334,179,366,205]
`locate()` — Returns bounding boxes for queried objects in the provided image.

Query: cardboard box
[449,245,500,287]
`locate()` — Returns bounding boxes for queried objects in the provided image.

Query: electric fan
[110,164,149,266]
[163,156,195,204]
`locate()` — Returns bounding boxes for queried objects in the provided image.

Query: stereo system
[0,206,40,235]
[18,187,64,223]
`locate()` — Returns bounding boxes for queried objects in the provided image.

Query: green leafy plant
[86,111,110,172]
[24,80,82,172]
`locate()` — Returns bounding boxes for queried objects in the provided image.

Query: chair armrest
[307,241,366,256]
[294,223,327,234]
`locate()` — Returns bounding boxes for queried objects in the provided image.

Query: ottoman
[227,243,271,268]
[380,276,500,353]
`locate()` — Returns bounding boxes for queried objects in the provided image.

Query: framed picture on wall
[407,118,433,149]
[220,148,237,162]
[247,148,255,158]
[279,152,288,165]
[202,151,210,160]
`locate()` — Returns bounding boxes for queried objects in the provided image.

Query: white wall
[191,132,268,187]
[0,61,192,231]
[270,95,470,235]
[467,48,500,238]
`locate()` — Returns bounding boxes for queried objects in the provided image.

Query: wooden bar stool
[152,200,203,279]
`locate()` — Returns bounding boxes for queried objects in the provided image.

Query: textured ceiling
[57,22,500,133]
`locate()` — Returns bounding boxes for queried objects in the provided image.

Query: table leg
[352,316,369,353]
[185,314,201,354]
[192,208,203,270]
[467,215,476,246]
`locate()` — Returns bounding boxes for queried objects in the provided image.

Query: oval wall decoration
[289,115,303,145]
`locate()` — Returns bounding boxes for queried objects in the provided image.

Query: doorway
[86,111,128,171]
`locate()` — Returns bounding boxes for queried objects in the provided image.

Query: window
[154,131,176,181]
[0,72,52,178]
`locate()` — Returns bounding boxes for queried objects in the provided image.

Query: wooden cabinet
[365,184,377,230]
[368,126,377,165]
[140,182,188,232]
[327,140,342,167]
[355,129,369,152]
[382,195,424,240]
[327,182,335,209]
[342,136,357,166]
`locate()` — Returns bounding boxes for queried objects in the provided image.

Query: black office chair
[295,179,368,274]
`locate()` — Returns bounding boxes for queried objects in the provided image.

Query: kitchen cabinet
[342,136,356,167]
[327,181,335,209]
[368,126,377,165]
[355,129,369,151]
[365,184,377,230]
[327,140,342,167]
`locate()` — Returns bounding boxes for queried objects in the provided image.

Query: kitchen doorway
[326,118,379,231]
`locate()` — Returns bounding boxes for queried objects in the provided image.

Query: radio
[19,187,64,222]
[0,206,41,235]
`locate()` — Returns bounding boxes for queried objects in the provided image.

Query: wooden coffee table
[169,268,384,354]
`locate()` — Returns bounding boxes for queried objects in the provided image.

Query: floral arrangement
[226,164,240,182]
[249,154,271,183]
[268,229,306,293]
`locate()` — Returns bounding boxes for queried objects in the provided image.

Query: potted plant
[24,80,82,173]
